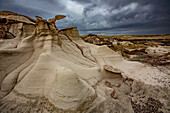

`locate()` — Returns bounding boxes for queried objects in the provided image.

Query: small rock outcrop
[104,65,122,74]
[0,11,169,113]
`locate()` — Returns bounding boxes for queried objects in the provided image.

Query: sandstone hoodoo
[0,11,169,113]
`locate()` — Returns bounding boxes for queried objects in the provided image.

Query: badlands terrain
[0,11,169,113]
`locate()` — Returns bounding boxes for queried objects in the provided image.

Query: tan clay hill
[0,11,169,113]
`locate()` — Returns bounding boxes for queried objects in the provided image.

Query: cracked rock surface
[0,11,169,113]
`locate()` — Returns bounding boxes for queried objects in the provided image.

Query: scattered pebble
[114,83,121,87]
[125,77,134,82]
[110,91,118,99]
[105,81,113,88]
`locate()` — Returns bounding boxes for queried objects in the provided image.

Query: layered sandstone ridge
[0,11,169,113]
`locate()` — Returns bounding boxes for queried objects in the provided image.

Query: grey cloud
[0,0,170,35]
[71,0,91,4]
[0,0,67,19]
[78,0,170,34]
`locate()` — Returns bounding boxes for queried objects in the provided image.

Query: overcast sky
[0,0,170,35]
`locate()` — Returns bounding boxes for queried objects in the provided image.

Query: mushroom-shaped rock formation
[48,15,66,23]
[48,15,66,30]
[0,11,169,113]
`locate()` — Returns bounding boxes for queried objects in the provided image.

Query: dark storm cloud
[0,0,170,35]
[78,0,170,35]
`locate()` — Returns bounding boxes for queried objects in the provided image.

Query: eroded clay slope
[0,11,169,113]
